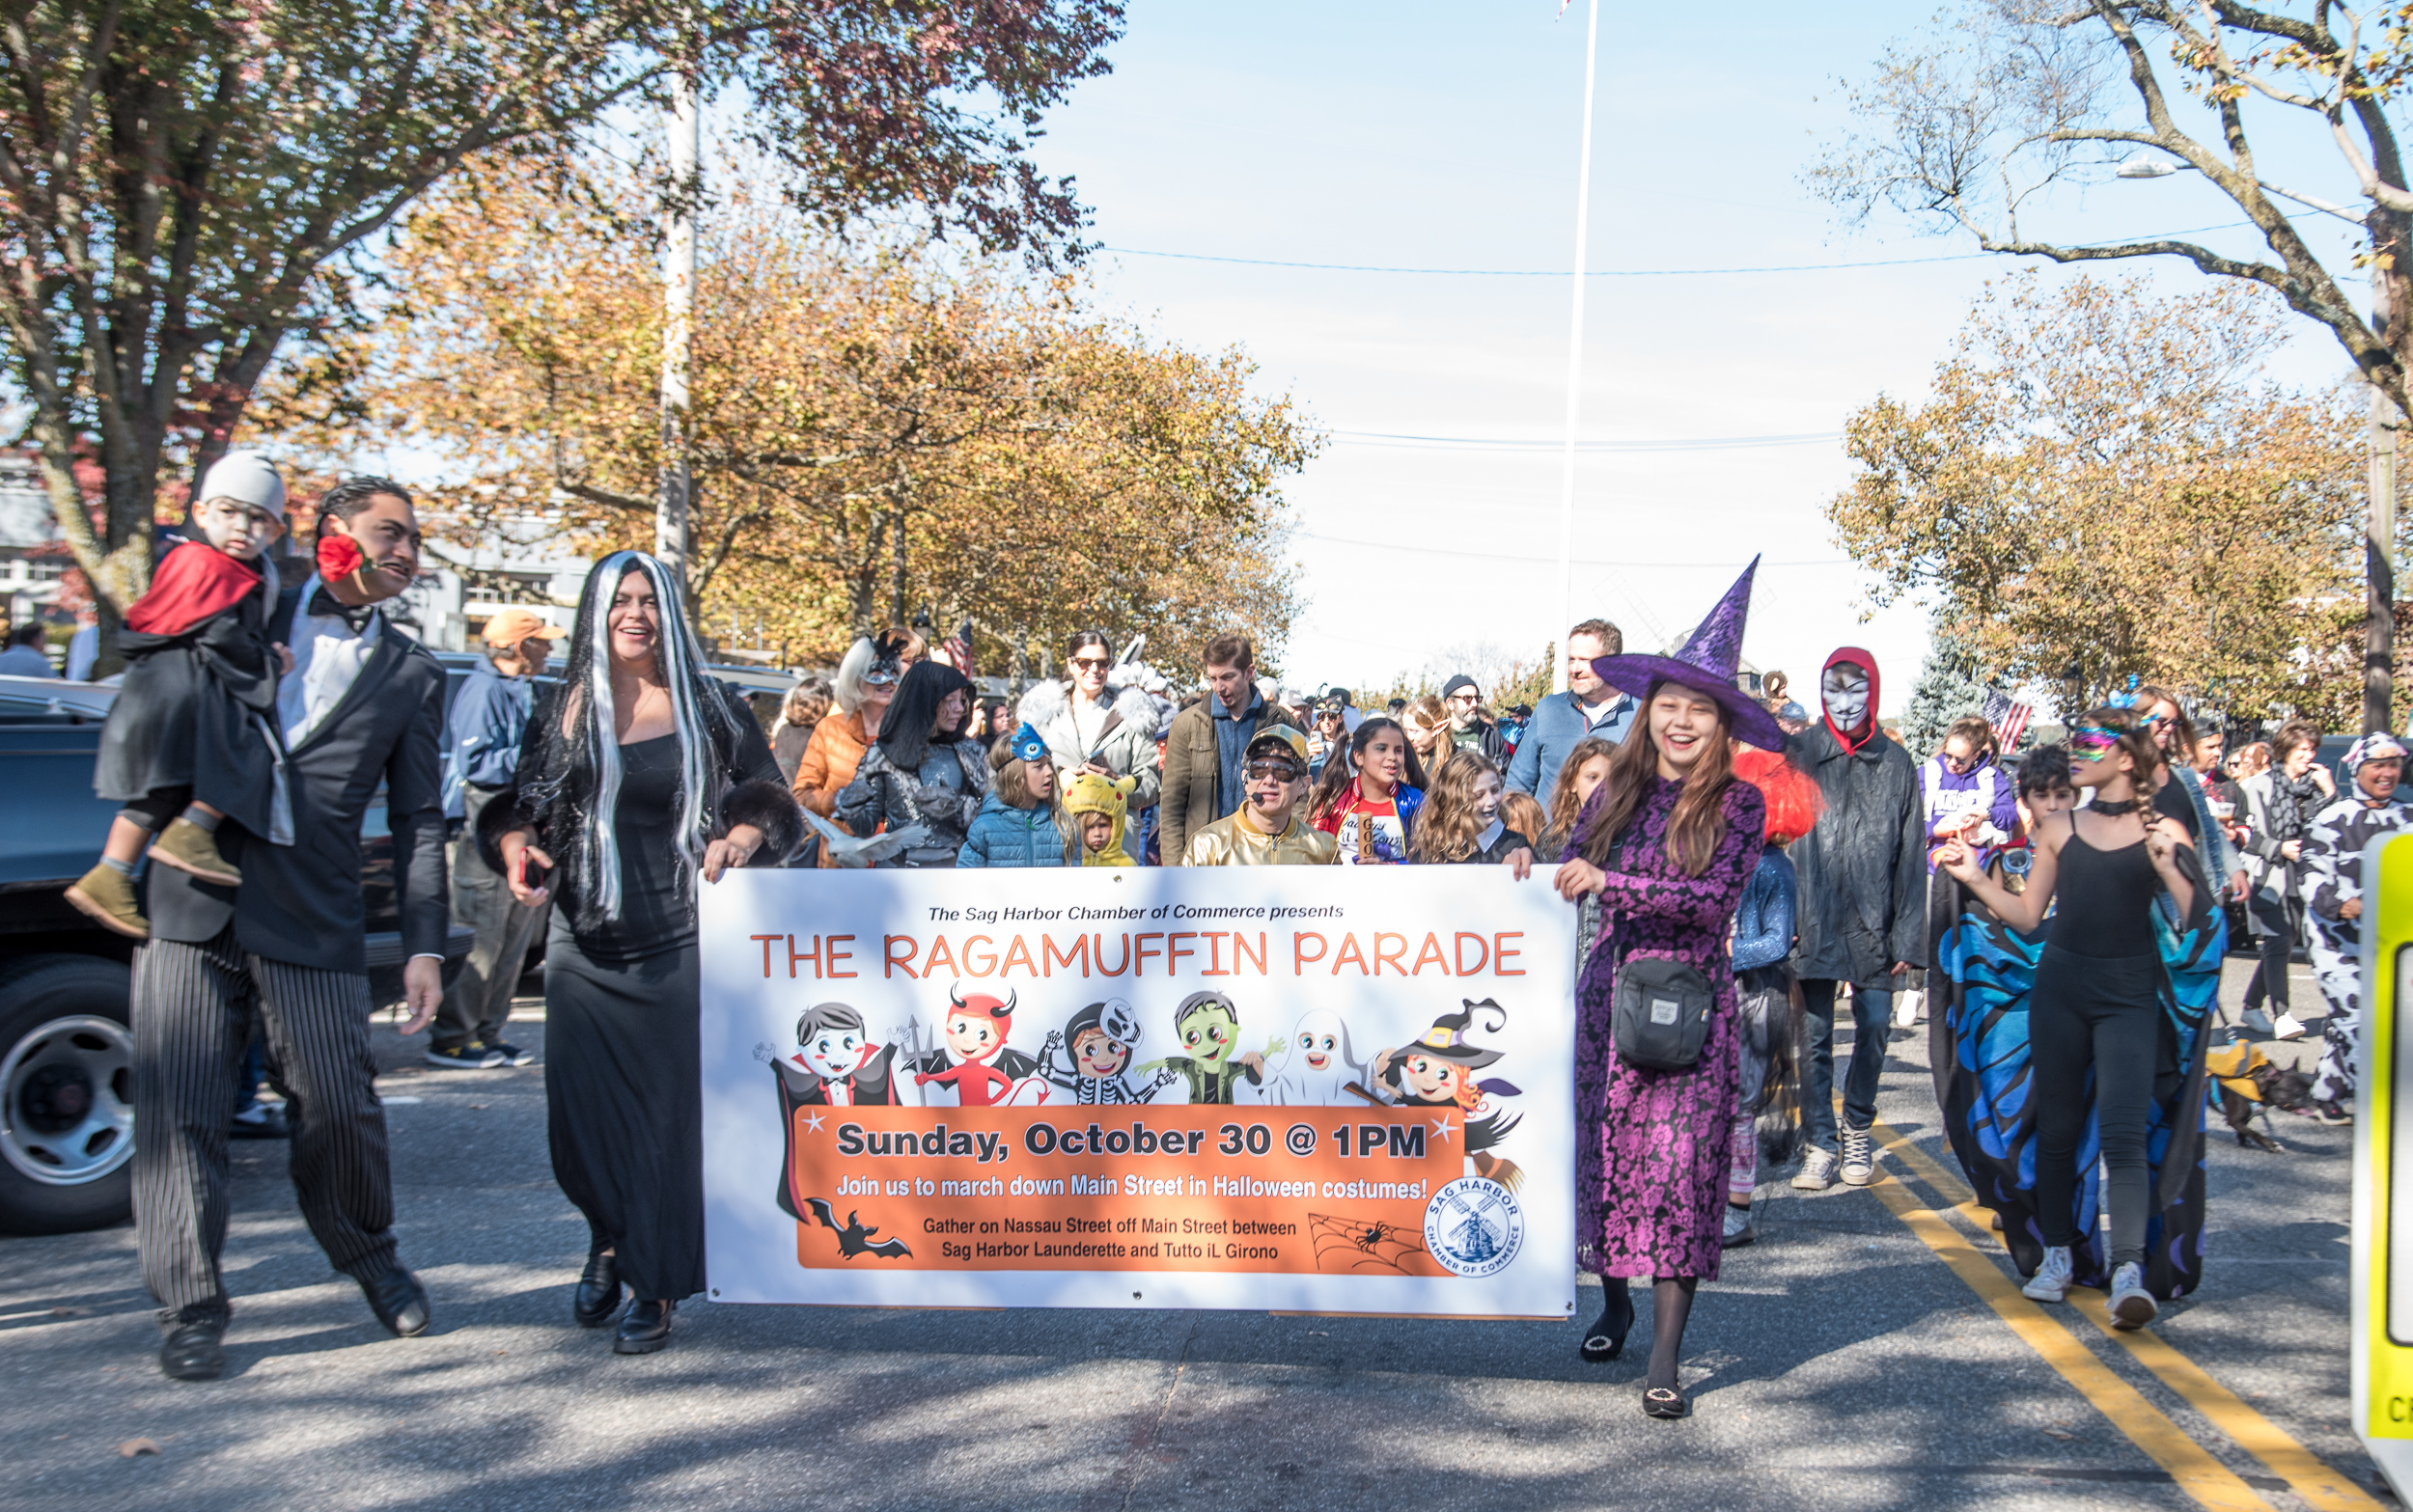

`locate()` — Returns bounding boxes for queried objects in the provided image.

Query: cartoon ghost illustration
[1262,1007,1365,1106]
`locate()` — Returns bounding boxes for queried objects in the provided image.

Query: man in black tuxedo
[134,476,451,1382]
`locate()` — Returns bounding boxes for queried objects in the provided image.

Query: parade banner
[2356,832,2413,1498]
[699,865,1576,1318]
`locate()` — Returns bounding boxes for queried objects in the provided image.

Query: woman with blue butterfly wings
[1933,706,2223,1331]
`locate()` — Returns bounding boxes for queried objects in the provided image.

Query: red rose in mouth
[316,532,364,582]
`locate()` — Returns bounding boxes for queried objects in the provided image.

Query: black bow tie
[307,588,376,634]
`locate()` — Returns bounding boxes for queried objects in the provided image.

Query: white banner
[699,865,1576,1318]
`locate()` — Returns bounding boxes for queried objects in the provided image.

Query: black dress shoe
[613,1299,675,1355]
[574,1249,625,1329]
[356,1263,431,1337]
[160,1317,226,1381]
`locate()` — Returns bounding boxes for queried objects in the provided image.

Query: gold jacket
[1182,808,1339,866]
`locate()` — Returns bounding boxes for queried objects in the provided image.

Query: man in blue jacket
[430,607,564,1069]
[1505,618,1635,799]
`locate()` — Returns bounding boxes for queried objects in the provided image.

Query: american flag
[1982,687,2033,751]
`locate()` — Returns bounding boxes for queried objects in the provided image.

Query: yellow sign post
[2356,834,2413,1493]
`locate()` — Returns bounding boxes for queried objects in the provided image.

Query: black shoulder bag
[1604,830,1716,1071]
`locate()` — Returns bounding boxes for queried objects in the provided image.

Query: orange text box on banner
[787,1106,1460,1277]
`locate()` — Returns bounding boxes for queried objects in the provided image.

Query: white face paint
[1822,664,1872,735]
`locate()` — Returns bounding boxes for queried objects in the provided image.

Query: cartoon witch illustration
[1039,998,1177,1105]
[1261,1007,1366,1106]
[1137,990,1277,1104]
[907,985,1044,1107]
[1367,1000,1525,1189]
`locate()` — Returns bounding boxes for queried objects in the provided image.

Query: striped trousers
[132,926,399,1324]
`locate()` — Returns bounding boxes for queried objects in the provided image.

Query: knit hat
[1441,674,1479,700]
[1588,557,1782,751]
[196,451,286,519]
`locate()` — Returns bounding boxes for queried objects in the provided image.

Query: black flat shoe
[1580,1288,1633,1362]
[356,1263,430,1337]
[1641,1386,1690,1419]
[159,1316,226,1381]
[614,1299,675,1355]
[573,1249,624,1329]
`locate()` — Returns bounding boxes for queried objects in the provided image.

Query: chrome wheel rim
[1,1014,135,1186]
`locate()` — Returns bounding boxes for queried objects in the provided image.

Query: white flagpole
[1552,0,1602,693]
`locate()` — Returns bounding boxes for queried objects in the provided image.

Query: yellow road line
[1869,1117,2383,1512]
[1854,1154,2277,1512]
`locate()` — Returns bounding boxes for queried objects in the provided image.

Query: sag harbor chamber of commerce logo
[1423,1177,1524,1278]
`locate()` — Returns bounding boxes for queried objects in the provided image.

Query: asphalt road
[0,959,2390,1512]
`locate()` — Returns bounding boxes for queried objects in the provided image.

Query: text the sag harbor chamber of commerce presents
[699,867,1577,1316]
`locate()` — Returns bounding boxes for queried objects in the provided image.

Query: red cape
[124,540,261,637]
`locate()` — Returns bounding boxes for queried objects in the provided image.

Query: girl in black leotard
[1936,706,2199,1332]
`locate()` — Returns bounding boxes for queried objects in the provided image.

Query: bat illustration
[804,1196,912,1259]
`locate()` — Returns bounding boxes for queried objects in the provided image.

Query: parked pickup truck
[0,674,475,1236]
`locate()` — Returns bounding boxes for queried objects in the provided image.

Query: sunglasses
[2067,725,2123,759]
[1070,656,1112,672]
[1245,759,1304,782]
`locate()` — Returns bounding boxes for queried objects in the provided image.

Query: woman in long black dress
[482,552,801,1355]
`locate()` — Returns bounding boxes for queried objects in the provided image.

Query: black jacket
[148,584,450,974]
[1784,722,1924,988]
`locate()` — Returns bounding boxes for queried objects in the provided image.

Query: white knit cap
[196,451,286,519]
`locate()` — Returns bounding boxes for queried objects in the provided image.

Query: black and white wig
[521,550,737,923]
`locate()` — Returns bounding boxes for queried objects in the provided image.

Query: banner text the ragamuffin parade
[699,868,1577,1317]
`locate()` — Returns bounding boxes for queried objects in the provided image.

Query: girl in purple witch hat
[1553,558,1775,1420]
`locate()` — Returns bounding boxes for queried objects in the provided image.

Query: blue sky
[1031,0,2376,712]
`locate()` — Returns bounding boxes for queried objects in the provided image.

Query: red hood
[1821,646,1880,754]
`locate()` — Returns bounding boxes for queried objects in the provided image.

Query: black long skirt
[544,934,705,1301]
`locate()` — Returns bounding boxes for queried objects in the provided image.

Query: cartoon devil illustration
[908,985,1044,1106]
[1367,1000,1526,1189]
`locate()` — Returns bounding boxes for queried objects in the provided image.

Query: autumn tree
[0,0,1123,667]
[1809,0,2413,728]
[1830,275,2383,724]
[267,159,1313,673]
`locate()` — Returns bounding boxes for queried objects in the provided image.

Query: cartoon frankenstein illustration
[1138,989,1278,1104]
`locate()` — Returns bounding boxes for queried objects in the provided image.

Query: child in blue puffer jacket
[957,724,1076,866]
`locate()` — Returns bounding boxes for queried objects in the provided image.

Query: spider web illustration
[1307,1211,1445,1276]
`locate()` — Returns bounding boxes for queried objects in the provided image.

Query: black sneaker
[486,1040,535,1067]
[425,1043,506,1070]
[2312,1099,2352,1126]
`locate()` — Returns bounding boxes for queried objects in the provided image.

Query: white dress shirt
[277,573,381,748]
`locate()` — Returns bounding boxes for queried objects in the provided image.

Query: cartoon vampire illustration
[804,1197,912,1259]
[1366,1000,1526,1188]
[908,985,1044,1106]
[1039,998,1178,1105]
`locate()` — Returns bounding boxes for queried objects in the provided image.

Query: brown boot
[65,864,150,939]
[148,817,241,886]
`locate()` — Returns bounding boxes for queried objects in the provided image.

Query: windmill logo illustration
[1423,1177,1524,1278]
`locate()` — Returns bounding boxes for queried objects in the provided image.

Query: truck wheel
[0,954,136,1235]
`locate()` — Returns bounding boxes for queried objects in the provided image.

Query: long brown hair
[1410,749,1499,863]
[1542,735,1618,855]
[989,734,1077,862]
[1310,716,1429,824]
[1572,681,1737,877]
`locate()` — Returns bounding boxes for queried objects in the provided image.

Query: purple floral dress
[1569,773,1765,1280]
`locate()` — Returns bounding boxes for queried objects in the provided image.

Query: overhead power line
[1331,428,1841,453]
[1100,219,2283,278]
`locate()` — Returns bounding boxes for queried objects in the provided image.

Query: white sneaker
[2107,1262,2157,1329]
[2274,1013,2309,1042]
[1839,1123,1878,1187]
[1894,989,1924,1029]
[2022,1244,2073,1303]
[1721,1205,1756,1248]
[1791,1145,1838,1191]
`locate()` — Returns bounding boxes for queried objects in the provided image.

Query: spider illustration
[1307,1211,1439,1275]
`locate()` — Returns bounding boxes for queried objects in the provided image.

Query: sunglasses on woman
[1069,656,1112,672]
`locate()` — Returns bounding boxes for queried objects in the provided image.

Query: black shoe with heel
[614,1299,675,1355]
[574,1248,624,1329]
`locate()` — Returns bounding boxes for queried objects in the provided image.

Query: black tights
[2032,947,2169,1269]
[2239,927,2291,1014]
[1589,1277,1699,1391]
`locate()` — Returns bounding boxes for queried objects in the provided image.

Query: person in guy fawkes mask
[1784,647,1923,1193]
